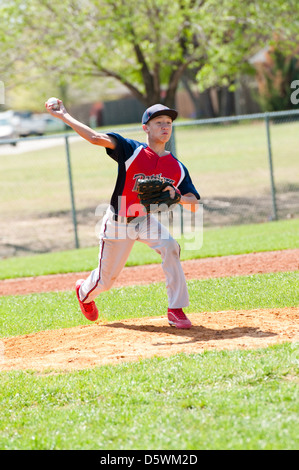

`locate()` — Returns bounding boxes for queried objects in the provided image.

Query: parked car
[14,112,46,137]
[14,112,66,136]
[0,110,67,145]
[0,115,18,145]
[37,114,66,134]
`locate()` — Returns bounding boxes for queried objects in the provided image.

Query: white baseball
[47,97,60,110]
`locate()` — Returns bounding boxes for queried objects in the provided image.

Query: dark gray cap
[142,104,178,124]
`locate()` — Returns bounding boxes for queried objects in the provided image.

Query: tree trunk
[219,85,235,116]
[181,76,202,118]
[198,88,216,118]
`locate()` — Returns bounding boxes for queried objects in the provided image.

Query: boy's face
[143,115,173,143]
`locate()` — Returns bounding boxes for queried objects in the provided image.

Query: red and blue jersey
[106,132,200,217]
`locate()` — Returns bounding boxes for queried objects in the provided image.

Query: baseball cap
[142,104,178,125]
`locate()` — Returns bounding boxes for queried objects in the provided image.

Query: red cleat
[167,308,192,329]
[76,279,98,322]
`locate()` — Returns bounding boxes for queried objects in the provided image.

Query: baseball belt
[112,214,148,224]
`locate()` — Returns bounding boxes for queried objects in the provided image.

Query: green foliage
[1,0,299,106]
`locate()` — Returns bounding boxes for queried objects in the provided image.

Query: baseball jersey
[106,132,200,217]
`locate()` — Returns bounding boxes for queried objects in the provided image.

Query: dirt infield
[0,249,298,372]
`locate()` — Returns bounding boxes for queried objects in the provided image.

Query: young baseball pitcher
[45,99,200,329]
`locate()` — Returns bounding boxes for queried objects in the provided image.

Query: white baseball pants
[78,207,189,308]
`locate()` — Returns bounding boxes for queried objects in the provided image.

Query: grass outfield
[0,218,298,279]
[0,343,298,450]
[1,120,298,215]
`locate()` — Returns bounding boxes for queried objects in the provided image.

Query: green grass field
[1,271,298,337]
[0,343,298,450]
[0,218,298,279]
[175,120,299,197]
[0,216,298,450]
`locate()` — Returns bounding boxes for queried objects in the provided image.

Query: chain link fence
[174,110,299,227]
[0,110,298,258]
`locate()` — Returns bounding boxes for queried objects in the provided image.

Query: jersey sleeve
[105,132,145,163]
[177,163,200,199]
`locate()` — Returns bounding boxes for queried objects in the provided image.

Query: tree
[1,0,299,108]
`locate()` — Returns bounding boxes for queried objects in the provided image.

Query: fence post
[166,126,177,156]
[65,135,79,248]
[180,204,184,235]
[265,115,278,221]
[166,127,184,231]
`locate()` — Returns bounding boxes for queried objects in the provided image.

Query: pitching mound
[0,249,298,372]
[1,307,298,372]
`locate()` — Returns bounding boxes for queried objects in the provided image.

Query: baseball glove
[136,177,181,213]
